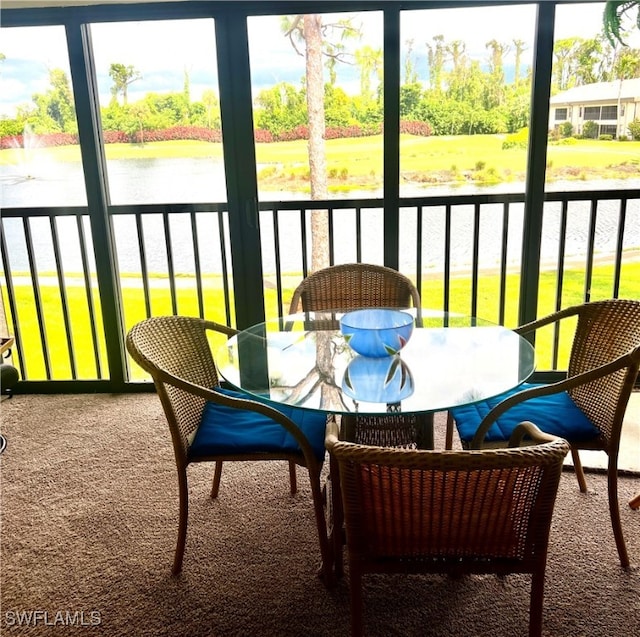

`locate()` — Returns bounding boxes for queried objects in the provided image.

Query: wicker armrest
[508,421,563,447]
[470,346,640,449]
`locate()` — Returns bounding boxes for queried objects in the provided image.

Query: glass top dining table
[216,309,535,417]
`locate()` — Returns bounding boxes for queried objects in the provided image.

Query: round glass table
[216,309,535,418]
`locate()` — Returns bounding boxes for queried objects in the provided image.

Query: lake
[1,156,639,277]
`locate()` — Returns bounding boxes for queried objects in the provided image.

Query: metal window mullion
[382,5,400,270]
[50,216,77,379]
[66,21,126,387]
[215,11,265,330]
[518,1,555,327]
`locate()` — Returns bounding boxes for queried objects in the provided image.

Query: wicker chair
[326,418,569,637]
[288,263,428,446]
[126,316,332,581]
[445,299,640,568]
[288,262,422,321]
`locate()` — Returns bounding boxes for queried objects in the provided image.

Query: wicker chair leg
[528,569,545,637]
[309,468,335,588]
[288,460,297,494]
[173,470,189,575]
[329,455,344,578]
[607,461,630,568]
[210,461,223,498]
[571,448,588,493]
[349,564,364,637]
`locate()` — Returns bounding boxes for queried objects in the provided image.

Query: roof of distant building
[550,79,640,104]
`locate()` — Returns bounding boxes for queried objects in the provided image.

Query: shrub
[582,120,599,139]
[559,121,574,137]
[103,130,130,144]
[258,165,278,179]
[598,134,613,141]
[502,127,528,149]
[552,137,577,146]
[399,120,433,136]
[0,132,79,149]
[0,119,25,138]
[254,128,274,143]
[627,119,640,141]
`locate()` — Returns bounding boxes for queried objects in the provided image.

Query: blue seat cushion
[451,383,601,444]
[189,387,327,463]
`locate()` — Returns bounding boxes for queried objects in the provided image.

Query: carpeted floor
[1,393,639,636]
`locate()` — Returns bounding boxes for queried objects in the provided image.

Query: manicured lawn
[6,261,639,381]
[2,135,639,189]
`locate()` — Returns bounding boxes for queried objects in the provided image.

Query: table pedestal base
[326,412,435,578]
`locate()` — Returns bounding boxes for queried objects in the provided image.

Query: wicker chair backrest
[126,316,220,458]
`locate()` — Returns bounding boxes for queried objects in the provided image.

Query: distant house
[549,78,640,138]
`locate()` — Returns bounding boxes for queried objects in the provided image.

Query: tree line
[1,29,639,144]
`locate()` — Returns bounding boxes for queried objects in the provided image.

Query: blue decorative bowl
[340,309,414,358]
[342,354,414,403]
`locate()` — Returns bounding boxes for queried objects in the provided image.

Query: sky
[0,2,637,117]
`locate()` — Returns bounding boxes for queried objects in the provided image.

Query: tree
[485,40,509,107]
[354,45,382,100]
[200,89,221,129]
[426,35,446,92]
[282,14,359,272]
[109,63,142,106]
[552,38,580,92]
[127,103,151,144]
[573,38,605,84]
[447,40,466,75]
[30,68,76,133]
[255,82,306,136]
[512,39,527,85]
[604,1,640,45]
[603,1,640,138]
[399,83,423,118]
[404,39,418,84]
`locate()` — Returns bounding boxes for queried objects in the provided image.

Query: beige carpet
[1,393,639,637]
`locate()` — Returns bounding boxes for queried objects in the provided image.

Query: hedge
[0,120,432,150]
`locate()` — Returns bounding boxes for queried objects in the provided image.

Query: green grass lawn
[6,261,639,381]
[2,135,638,191]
